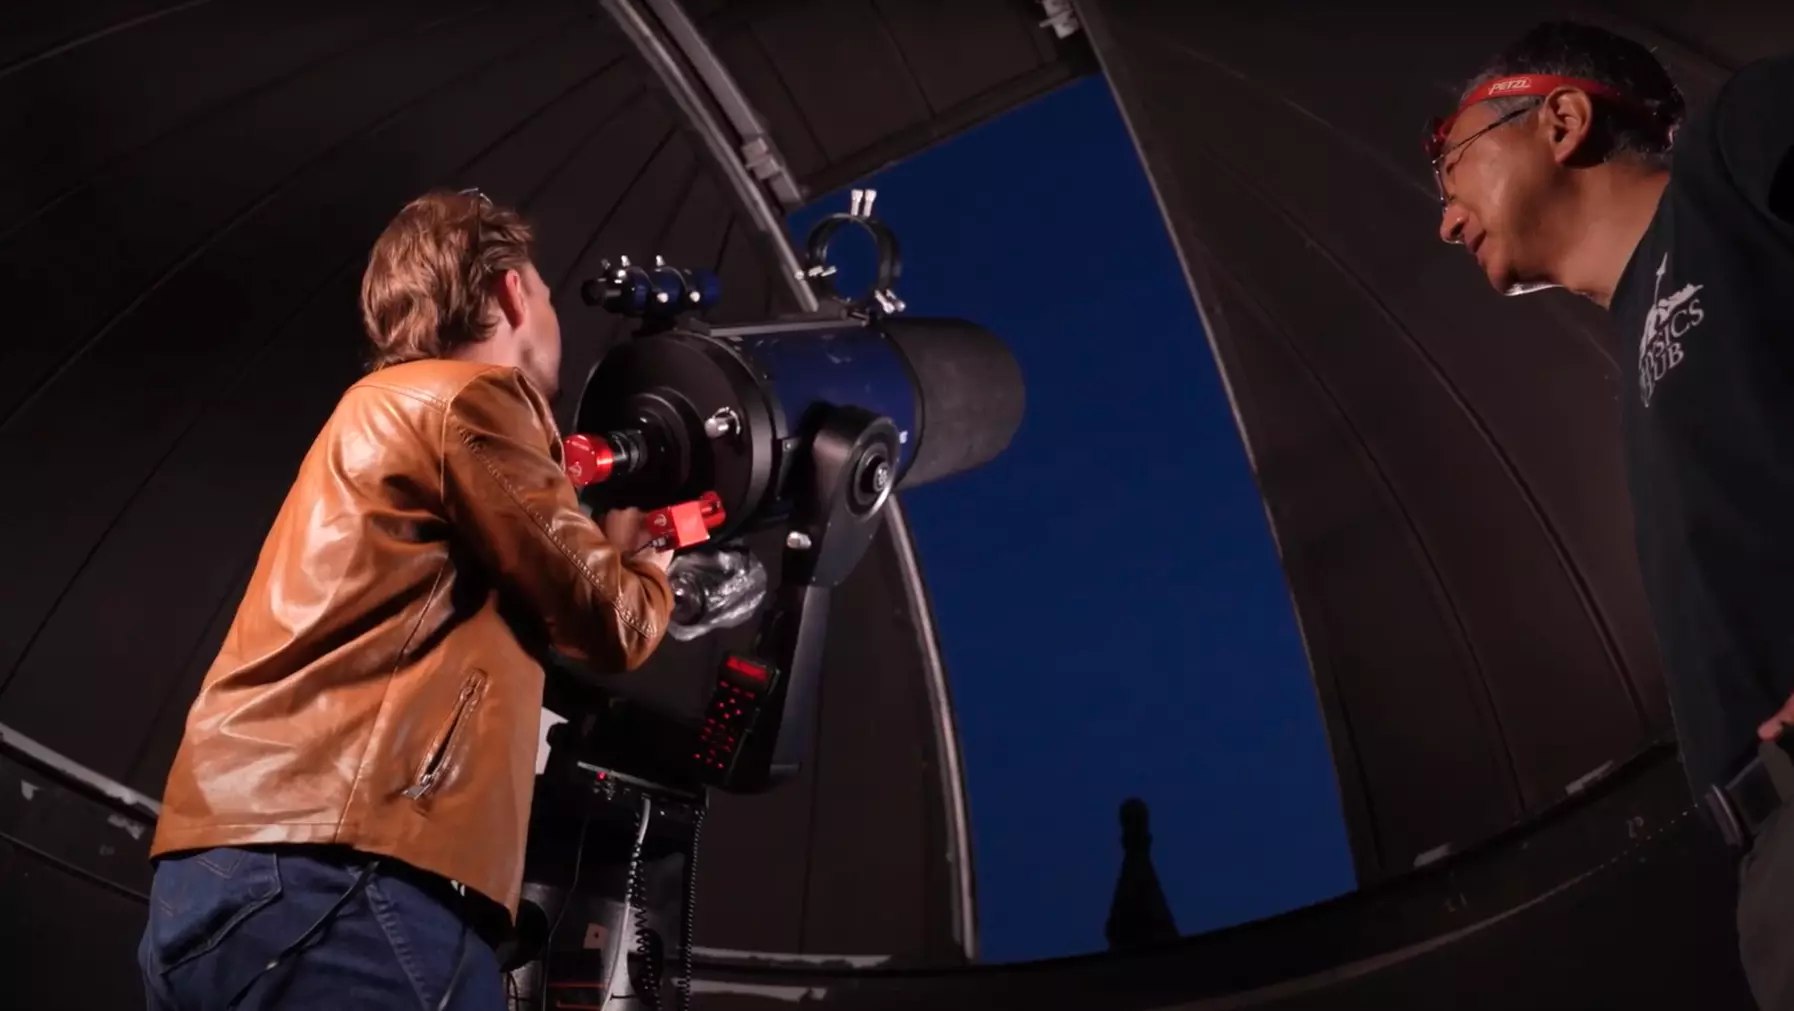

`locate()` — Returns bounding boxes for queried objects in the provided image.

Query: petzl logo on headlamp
[1487,77,1532,94]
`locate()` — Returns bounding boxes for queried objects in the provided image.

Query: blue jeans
[138,846,506,1010]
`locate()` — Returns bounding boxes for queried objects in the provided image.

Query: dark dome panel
[1071,0,1786,883]
[0,0,1007,971]
[0,2,679,785]
[699,0,1094,200]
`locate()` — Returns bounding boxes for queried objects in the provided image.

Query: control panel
[694,654,778,786]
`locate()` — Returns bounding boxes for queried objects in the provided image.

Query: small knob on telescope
[684,268,722,311]
[581,258,722,318]
[704,407,741,440]
[581,260,652,314]
[648,265,683,307]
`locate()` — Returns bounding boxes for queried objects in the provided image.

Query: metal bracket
[1039,0,1081,39]
[798,189,905,317]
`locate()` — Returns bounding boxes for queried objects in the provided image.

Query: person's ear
[493,268,528,329]
[1540,88,1596,166]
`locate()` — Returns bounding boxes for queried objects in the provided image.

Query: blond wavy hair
[359,189,537,370]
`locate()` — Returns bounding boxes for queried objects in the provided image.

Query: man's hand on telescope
[636,542,676,574]
[602,507,675,575]
[1760,690,1794,742]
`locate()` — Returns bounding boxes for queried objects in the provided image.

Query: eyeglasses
[1427,103,1536,208]
[457,186,493,208]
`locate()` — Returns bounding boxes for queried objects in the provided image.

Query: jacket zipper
[404,673,484,800]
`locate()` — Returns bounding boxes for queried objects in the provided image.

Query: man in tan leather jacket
[136,189,675,1010]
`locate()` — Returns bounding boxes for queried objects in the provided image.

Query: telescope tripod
[509,758,706,1011]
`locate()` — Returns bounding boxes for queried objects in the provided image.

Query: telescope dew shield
[573,316,1024,536]
[879,317,1025,490]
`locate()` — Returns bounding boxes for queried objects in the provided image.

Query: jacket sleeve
[440,367,673,671]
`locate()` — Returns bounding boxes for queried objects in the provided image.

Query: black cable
[225,859,378,1009]
[540,802,595,1011]
[435,919,472,1011]
[624,796,662,1007]
[675,802,706,1011]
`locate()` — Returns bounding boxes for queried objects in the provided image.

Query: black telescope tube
[881,317,1027,490]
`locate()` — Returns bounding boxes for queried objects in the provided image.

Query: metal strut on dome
[637,0,804,211]
[599,0,817,312]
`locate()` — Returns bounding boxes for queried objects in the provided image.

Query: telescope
[564,192,1025,794]
[512,191,1023,1010]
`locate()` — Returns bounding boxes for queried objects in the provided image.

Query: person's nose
[1438,203,1468,246]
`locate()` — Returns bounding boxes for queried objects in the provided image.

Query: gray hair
[1464,22,1683,171]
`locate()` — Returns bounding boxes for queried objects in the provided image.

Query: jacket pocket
[404,669,488,802]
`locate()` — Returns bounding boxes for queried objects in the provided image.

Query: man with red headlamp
[1430,20,1794,1006]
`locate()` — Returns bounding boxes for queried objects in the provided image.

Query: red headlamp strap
[1428,74,1634,157]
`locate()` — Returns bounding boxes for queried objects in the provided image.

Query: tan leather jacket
[151,359,673,916]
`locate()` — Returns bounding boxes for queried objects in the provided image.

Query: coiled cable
[675,801,707,1011]
[624,795,662,1007]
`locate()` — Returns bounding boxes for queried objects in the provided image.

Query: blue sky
[790,75,1357,963]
